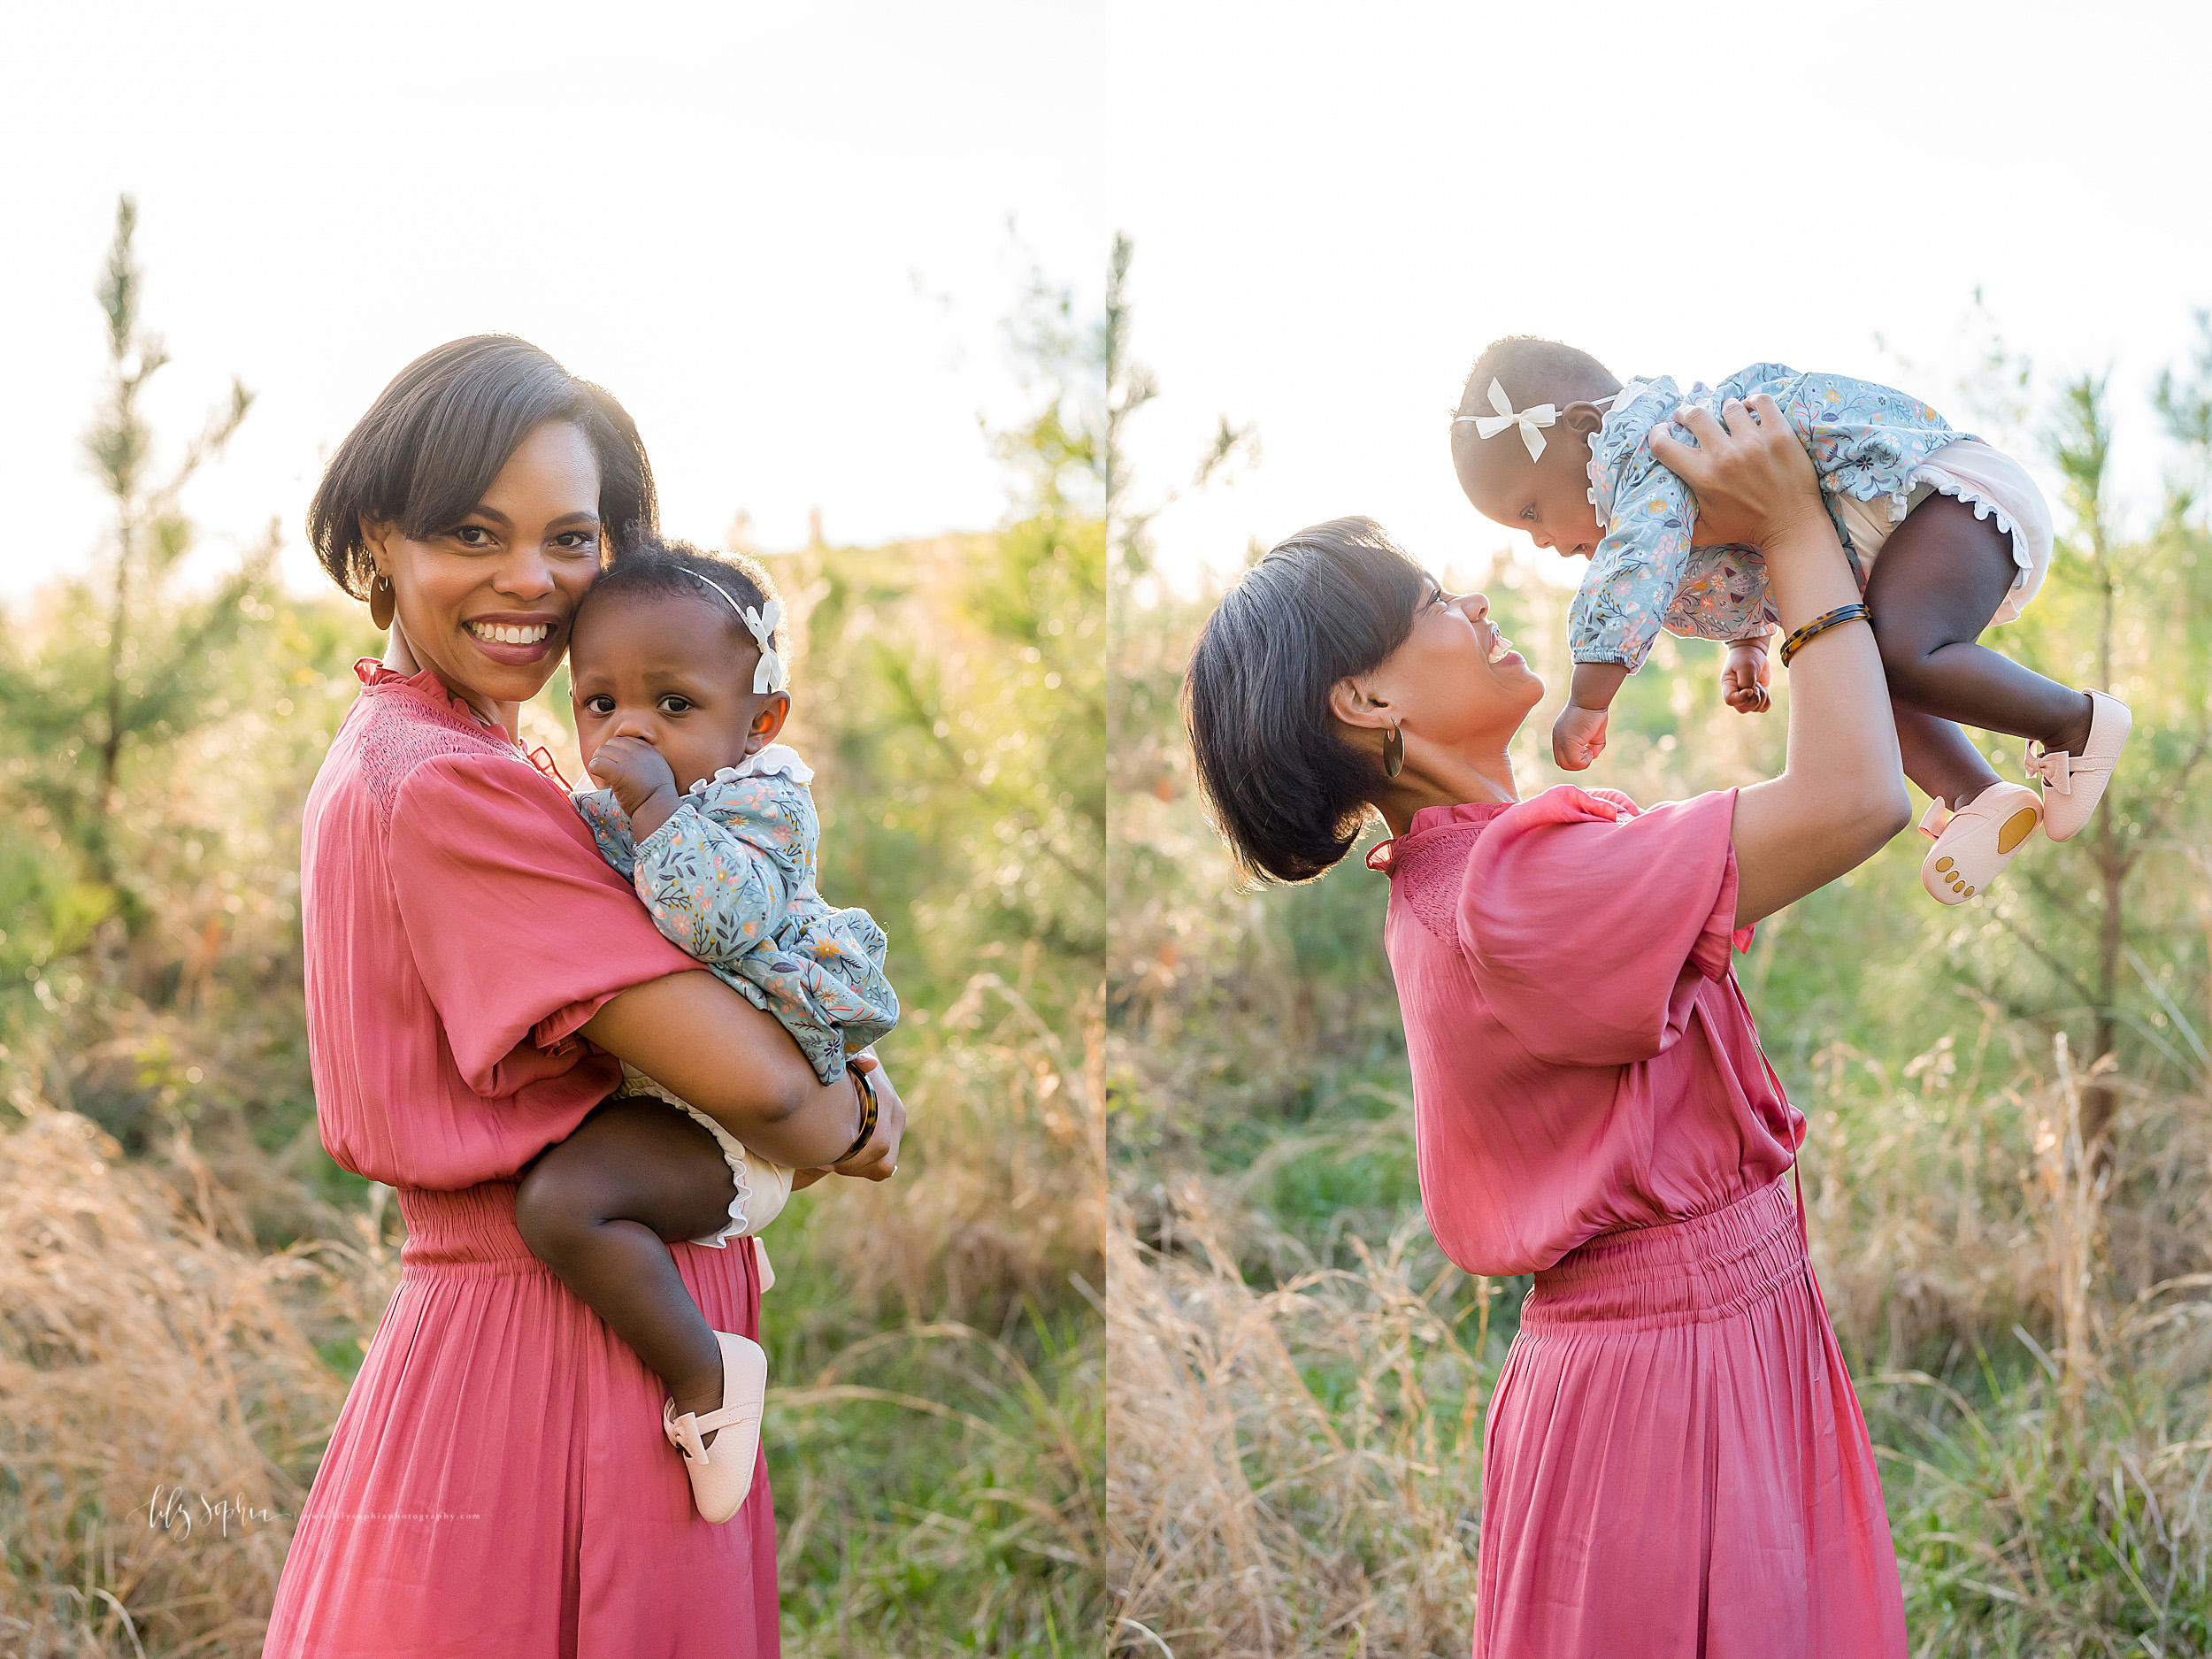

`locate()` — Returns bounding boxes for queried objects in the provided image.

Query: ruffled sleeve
[1459,786,1746,1067]
[388,752,702,1098]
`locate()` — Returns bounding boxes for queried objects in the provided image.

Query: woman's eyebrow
[547,511,602,529]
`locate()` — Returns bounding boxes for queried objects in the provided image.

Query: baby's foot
[2027,689,2131,843]
[1920,781,2042,904]
[663,1331,768,1523]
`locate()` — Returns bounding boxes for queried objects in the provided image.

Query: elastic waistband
[1521,1175,1807,1332]
[396,1181,547,1276]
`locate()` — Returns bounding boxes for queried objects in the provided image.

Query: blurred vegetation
[1,200,1102,1655]
[1108,315,2212,1655]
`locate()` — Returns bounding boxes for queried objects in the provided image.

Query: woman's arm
[579,972,904,1174]
[1649,396,1911,930]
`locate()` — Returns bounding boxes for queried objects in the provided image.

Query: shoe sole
[1923,798,2041,904]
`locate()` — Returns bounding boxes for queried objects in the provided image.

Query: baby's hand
[1552,703,1610,771]
[588,735,680,829]
[1722,641,1771,714]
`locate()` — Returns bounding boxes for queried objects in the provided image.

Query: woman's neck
[382,629,520,742]
[1376,742,1520,837]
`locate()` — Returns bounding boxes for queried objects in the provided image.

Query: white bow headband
[680,568,787,695]
[1452,377,1558,462]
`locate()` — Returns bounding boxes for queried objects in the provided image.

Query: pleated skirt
[263,1181,779,1659]
[1474,1175,1906,1657]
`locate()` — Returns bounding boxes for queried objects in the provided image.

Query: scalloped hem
[1836,441,2054,626]
[613,1064,795,1246]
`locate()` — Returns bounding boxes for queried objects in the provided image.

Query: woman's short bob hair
[307,335,658,598]
[1184,516,1429,884]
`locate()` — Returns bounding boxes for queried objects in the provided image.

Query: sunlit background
[1106,1,2212,593]
[3,2,1107,601]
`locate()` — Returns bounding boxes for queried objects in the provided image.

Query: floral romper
[1573,362,2054,671]
[574,743,898,1245]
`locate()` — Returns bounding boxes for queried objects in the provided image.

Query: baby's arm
[587,735,685,843]
[1557,446,1701,769]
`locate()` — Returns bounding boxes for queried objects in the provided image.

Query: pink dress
[265,662,780,1658]
[1371,785,1905,1657]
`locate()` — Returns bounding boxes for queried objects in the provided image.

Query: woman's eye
[453,525,494,547]
[553,530,599,552]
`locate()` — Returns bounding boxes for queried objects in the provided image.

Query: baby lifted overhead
[1449,336,2132,907]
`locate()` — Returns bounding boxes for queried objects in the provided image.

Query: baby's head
[569,537,793,795]
[1450,336,1622,560]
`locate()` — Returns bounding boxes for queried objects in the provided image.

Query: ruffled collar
[685,742,815,795]
[351,657,570,786]
[1370,786,1641,872]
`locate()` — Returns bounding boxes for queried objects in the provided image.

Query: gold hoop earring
[369,572,396,631]
[1382,718,1404,780]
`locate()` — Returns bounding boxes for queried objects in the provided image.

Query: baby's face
[1454,423,1608,560]
[569,592,787,795]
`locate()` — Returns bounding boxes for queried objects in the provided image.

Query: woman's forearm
[1729,511,1909,926]
[579,971,868,1167]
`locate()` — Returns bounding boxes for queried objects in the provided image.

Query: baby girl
[513,538,898,1524]
[1450,336,2131,904]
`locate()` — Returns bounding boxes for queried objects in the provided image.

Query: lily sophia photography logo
[142,1486,284,1540]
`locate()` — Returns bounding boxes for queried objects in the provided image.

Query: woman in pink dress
[1184,397,1914,1655]
[265,337,904,1658]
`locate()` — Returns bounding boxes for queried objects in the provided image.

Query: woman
[265,336,903,1657]
[1184,398,1912,1655]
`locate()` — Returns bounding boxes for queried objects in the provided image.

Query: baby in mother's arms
[515,537,897,1525]
[1451,337,2131,906]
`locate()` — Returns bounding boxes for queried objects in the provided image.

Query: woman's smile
[462,611,563,665]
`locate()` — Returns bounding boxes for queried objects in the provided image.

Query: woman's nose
[493,548,557,599]
[1449,590,1490,623]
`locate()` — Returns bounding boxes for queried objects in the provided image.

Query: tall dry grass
[1107,1033,2212,1656]
[0,1095,395,1659]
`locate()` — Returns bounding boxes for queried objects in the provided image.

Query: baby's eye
[657,695,693,715]
[582,695,615,716]
[1519,504,1537,523]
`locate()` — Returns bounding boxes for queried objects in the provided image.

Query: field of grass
[1107,534,2212,1655]
[0,520,1105,1656]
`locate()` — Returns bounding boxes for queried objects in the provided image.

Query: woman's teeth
[1488,634,1513,664]
[467,621,550,645]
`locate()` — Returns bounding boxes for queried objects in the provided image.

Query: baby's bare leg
[1865,495,2095,788]
[1892,703,2001,811]
[515,1098,735,1433]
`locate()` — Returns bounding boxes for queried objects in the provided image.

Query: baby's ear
[1561,401,1609,435]
[750,693,793,744]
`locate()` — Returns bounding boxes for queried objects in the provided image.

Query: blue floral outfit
[1573,363,2050,670]
[573,744,898,1246]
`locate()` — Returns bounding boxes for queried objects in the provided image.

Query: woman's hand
[1648,396,1825,550]
[831,1053,905,1181]
[787,1054,907,1187]
[1722,641,1771,713]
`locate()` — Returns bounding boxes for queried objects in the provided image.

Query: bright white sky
[1,2,1107,601]
[5,3,2206,608]
[1103,2,2212,594]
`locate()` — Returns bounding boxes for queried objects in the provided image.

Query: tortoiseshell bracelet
[833,1062,879,1166]
[1777,603,1870,669]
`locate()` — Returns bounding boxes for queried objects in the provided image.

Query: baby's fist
[1722,641,1771,714]
[588,734,679,821]
[1552,704,1609,772]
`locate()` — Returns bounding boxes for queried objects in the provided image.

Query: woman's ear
[1328,676,1389,731]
